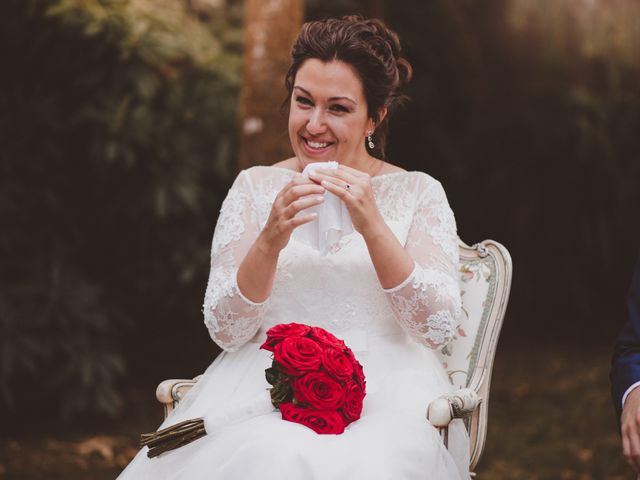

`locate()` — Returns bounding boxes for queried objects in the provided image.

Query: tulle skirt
[118,334,469,480]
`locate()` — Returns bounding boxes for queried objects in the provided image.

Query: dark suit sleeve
[611,256,640,418]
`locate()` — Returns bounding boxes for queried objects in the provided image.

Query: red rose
[280,403,346,434]
[309,326,346,349]
[321,348,354,381]
[341,380,365,424]
[274,336,322,375]
[260,323,312,352]
[353,361,366,391]
[293,372,345,410]
[344,348,366,391]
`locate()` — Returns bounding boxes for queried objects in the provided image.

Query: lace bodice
[203,166,461,352]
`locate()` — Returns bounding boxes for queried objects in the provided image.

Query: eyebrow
[293,86,357,105]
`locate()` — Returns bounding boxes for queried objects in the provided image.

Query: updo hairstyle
[285,16,413,159]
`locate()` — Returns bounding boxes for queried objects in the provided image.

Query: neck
[351,153,381,176]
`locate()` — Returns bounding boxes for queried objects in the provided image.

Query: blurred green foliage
[0,0,242,421]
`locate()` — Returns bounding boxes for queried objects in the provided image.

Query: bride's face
[288,59,374,169]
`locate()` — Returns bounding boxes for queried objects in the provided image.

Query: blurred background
[1,0,639,478]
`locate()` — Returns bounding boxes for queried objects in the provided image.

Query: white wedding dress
[118,166,470,480]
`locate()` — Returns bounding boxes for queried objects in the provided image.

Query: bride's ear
[377,107,388,125]
[369,107,388,131]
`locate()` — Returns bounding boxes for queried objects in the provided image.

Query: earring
[367,131,375,149]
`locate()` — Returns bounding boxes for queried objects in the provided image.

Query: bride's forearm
[236,233,280,303]
[362,220,414,289]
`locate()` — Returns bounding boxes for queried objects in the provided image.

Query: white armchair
[156,239,512,476]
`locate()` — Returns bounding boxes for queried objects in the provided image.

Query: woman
[119,16,468,479]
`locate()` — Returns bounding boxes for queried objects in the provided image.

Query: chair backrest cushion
[437,246,497,390]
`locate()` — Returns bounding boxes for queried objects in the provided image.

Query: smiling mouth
[308,141,328,149]
[303,137,333,151]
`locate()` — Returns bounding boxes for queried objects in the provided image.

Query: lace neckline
[258,165,419,182]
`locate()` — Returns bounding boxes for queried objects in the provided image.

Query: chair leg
[438,425,476,478]
[438,426,449,448]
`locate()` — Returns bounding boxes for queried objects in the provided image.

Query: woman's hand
[258,174,325,256]
[309,165,385,239]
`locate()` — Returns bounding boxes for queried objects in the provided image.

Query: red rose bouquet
[141,324,365,457]
[260,323,366,434]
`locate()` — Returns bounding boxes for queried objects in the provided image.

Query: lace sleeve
[383,176,461,349]
[203,170,267,352]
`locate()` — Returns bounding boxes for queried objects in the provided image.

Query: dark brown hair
[285,16,413,159]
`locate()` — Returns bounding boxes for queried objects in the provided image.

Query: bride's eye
[329,104,350,113]
[295,96,313,107]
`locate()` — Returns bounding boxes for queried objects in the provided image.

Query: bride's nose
[306,108,327,135]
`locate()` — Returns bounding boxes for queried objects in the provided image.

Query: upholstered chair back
[435,240,512,470]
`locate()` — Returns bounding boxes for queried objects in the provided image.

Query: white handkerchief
[292,162,354,255]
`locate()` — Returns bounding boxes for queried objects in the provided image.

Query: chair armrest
[426,388,482,428]
[156,376,202,417]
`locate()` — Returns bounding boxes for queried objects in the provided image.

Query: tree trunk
[238,0,304,170]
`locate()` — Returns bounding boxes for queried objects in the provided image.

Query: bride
[119,15,469,480]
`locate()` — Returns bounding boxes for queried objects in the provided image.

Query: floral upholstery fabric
[436,255,494,390]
